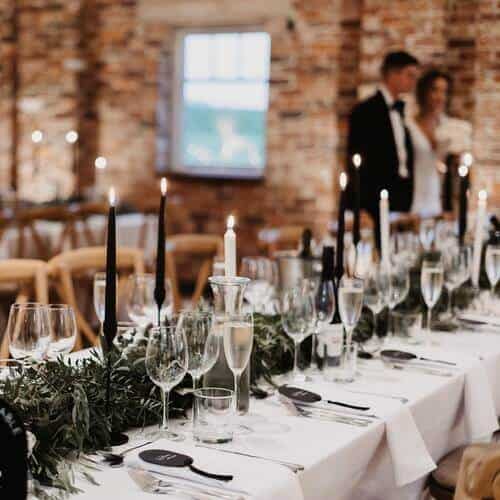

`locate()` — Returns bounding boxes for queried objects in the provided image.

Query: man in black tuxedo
[346,51,420,248]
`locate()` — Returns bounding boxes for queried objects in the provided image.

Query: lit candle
[154,177,167,324]
[458,165,469,246]
[352,154,362,247]
[379,189,390,264]
[335,172,347,281]
[471,190,487,287]
[103,187,117,349]
[224,215,236,277]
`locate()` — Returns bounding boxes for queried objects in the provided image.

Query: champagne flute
[145,325,188,441]
[223,313,253,416]
[485,243,500,306]
[281,287,315,383]
[46,304,77,358]
[387,264,410,338]
[338,277,364,345]
[7,303,50,361]
[127,273,155,330]
[420,259,444,343]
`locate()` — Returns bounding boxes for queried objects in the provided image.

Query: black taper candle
[154,177,167,325]
[352,154,361,247]
[458,165,468,246]
[102,187,117,349]
[335,172,347,282]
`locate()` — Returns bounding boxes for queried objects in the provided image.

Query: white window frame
[170,26,270,180]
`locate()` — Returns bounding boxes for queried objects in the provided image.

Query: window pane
[184,34,212,80]
[213,33,238,80]
[241,33,271,80]
[182,81,268,168]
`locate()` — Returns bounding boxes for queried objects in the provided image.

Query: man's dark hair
[416,68,452,110]
[381,51,419,76]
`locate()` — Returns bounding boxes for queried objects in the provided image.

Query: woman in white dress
[408,69,452,218]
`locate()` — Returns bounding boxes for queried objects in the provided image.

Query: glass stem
[293,341,300,379]
[233,373,240,414]
[162,389,170,431]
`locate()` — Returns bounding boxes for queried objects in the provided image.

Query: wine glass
[485,243,500,306]
[313,280,335,370]
[127,273,155,329]
[338,277,364,345]
[443,246,471,318]
[93,272,107,326]
[223,313,253,416]
[387,264,410,338]
[281,287,315,383]
[145,325,188,441]
[240,257,274,313]
[46,304,77,359]
[420,259,444,343]
[419,219,436,252]
[7,303,50,361]
[363,270,385,352]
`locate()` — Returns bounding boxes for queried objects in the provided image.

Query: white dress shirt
[379,85,408,178]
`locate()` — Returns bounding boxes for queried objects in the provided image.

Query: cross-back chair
[0,259,49,359]
[165,234,223,312]
[47,246,144,349]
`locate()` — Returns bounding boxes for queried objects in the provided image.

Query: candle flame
[478,190,488,201]
[339,172,347,190]
[353,154,362,168]
[458,165,469,177]
[161,177,167,195]
[462,152,473,167]
[108,187,116,207]
[380,189,388,200]
[227,214,235,230]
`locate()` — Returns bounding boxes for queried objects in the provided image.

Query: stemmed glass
[443,246,471,318]
[419,219,436,252]
[338,277,364,345]
[7,303,50,361]
[313,280,335,369]
[281,287,315,383]
[223,313,254,416]
[145,325,188,441]
[240,257,274,313]
[420,259,444,344]
[127,274,155,330]
[485,243,500,306]
[387,264,410,338]
[46,304,77,359]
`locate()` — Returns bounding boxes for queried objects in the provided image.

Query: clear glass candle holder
[193,387,234,444]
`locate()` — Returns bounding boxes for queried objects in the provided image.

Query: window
[172,29,271,179]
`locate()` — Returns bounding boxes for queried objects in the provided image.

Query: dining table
[61,325,500,500]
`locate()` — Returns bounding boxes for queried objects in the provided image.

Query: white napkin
[124,439,304,500]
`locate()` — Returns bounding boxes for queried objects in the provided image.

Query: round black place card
[0,398,28,500]
[278,385,322,403]
[380,349,417,362]
[140,449,193,468]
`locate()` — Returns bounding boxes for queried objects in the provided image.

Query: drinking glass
[145,325,188,441]
[7,303,50,361]
[223,313,254,416]
[387,264,410,337]
[176,311,218,390]
[443,246,471,318]
[485,243,500,303]
[46,304,77,359]
[338,277,364,345]
[313,280,335,369]
[93,272,107,325]
[241,257,274,313]
[420,259,444,343]
[419,219,436,252]
[127,273,155,329]
[281,287,315,382]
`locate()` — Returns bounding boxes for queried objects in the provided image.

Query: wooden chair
[0,259,49,359]
[47,246,144,349]
[165,234,223,312]
[258,226,305,257]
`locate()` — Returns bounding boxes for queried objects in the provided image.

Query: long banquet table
[69,327,500,500]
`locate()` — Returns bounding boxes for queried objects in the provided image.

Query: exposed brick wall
[0,0,498,257]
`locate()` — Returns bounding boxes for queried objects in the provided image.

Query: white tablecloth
[65,327,500,500]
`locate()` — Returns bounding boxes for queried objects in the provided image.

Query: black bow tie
[392,100,406,117]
